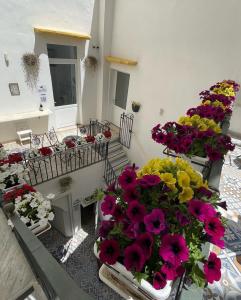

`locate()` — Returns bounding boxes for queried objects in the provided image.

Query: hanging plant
[83,56,98,71]
[22,53,40,90]
[132,101,141,112]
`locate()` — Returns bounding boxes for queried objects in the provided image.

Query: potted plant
[59,176,73,193]
[132,101,141,113]
[95,158,225,298]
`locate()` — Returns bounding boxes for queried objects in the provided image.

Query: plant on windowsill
[59,176,73,193]
[132,101,141,113]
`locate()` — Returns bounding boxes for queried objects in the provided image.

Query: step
[112,159,129,171]
[108,143,122,154]
[108,149,126,160]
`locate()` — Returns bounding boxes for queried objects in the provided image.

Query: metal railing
[23,142,109,186]
[119,113,134,148]
[103,159,118,187]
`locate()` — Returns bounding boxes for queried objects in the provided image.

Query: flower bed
[152,80,239,161]
[97,158,225,291]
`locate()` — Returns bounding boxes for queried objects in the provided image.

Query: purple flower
[208,236,225,249]
[126,200,146,223]
[101,195,116,216]
[204,217,225,239]
[124,244,146,272]
[159,234,189,265]
[99,220,114,238]
[197,187,213,198]
[176,211,190,226]
[118,168,137,190]
[99,239,120,265]
[141,175,161,187]
[188,199,216,222]
[136,232,154,259]
[144,208,165,234]
[153,272,167,290]
[203,252,221,284]
[161,261,179,280]
[112,204,124,221]
[123,188,140,203]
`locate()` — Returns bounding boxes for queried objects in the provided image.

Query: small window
[114,71,130,110]
[47,44,77,59]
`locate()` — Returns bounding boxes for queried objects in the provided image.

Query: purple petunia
[99,220,114,238]
[159,234,189,265]
[127,200,146,223]
[144,208,165,234]
[203,252,221,284]
[118,168,137,190]
[101,195,116,216]
[99,239,120,265]
[123,188,140,203]
[153,272,167,290]
[136,232,154,259]
[124,244,146,272]
[188,199,216,222]
[204,217,225,239]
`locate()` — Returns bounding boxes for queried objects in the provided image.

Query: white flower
[21,207,27,212]
[20,216,30,224]
[37,209,47,219]
[0,183,6,189]
[15,196,22,203]
[42,200,51,210]
[39,218,48,227]
[47,212,54,221]
[95,133,105,143]
[46,193,55,200]
[30,200,38,208]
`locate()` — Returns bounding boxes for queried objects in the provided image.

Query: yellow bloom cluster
[178,114,221,133]
[137,157,208,203]
[212,82,235,97]
[202,100,226,110]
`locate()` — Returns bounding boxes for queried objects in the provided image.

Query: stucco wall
[107,0,241,166]
[0,0,96,141]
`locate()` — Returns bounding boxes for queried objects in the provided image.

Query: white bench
[17,129,32,146]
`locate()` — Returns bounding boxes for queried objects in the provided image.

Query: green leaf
[134,272,149,283]
[191,264,206,288]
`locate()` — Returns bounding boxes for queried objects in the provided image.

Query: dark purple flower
[136,232,154,259]
[112,204,124,221]
[188,199,216,222]
[123,188,140,203]
[124,244,146,272]
[203,252,221,284]
[141,175,161,187]
[197,187,213,198]
[161,261,178,280]
[101,195,116,216]
[217,201,227,210]
[118,168,137,190]
[99,239,120,265]
[144,208,165,234]
[208,236,225,249]
[99,220,114,238]
[176,211,190,226]
[153,272,167,290]
[127,200,146,223]
[159,234,189,265]
[204,217,225,238]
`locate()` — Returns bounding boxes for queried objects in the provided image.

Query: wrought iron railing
[119,113,134,148]
[103,159,118,187]
[23,142,109,186]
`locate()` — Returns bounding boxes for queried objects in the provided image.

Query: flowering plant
[103,130,112,139]
[187,104,230,123]
[152,120,234,161]
[98,158,225,289]
[0,143,7,161]
[0,163,28,190]
[178,115,221,133]
[3,183,36,202]
[39,146,53,156]
[14,191,54,227]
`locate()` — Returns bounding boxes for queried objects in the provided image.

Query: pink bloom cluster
[187,105,229,123]
[98,165,225,289]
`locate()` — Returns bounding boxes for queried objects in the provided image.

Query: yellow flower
[202,100,211,106]
[160,173,176,190]
[177,171,190,188]
[178,187,194,203]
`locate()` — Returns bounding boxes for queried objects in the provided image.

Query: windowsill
[0,109,52,123]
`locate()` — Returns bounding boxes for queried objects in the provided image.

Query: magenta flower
[101,195,116,216]
[123,188,140,203]
[203,252,221,284]
[99,239,120,265]
[175,211,190,226]
[204,217,225,238]
[118,168,137,190]
[99,220,114,238]
[161,261,178,280]
[144,208,165,234]
[153,272,167,290]
[209,236,225,249]
[188,199,216,222]
[159,234,189,265]
[141,175,161,187]
[124,244,146,272]
[127,201,146,223]
[136,232,154,259]
[112,204,124,221]
[197,187,213,198]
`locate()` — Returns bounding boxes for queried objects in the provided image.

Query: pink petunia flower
[99,239,120,265]
[124,244,146,272]
[118,168,137,190]
[175,211,190,226]
[153,272,167,290]
[144,208,165,235]
[136,232,154,259]
[204,217,225,239]
[140,175,161,187]
[209,236,225,249]
[123,188,140,203]
[126,200,146,223]
[99,220,114,238]
[101,195,116,216]
[203,252,221,284]
[159,234,189,265]
[188,199,216,222]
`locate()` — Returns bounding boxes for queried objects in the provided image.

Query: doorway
[48,44,79,128]
[109,69,130,126]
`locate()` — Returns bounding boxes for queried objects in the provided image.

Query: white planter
[28,220,49,235]
[94,241,172,300]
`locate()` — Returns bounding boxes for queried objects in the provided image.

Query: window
[47,44,77,59]
[114,71,130,110]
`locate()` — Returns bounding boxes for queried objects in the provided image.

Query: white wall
[104,0,241,167]
[0,0,96,141]
[37,161,105,204]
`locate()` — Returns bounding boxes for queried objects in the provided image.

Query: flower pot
[94,241,172,300]
[28,220,49,235]
[132,103,141,113]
